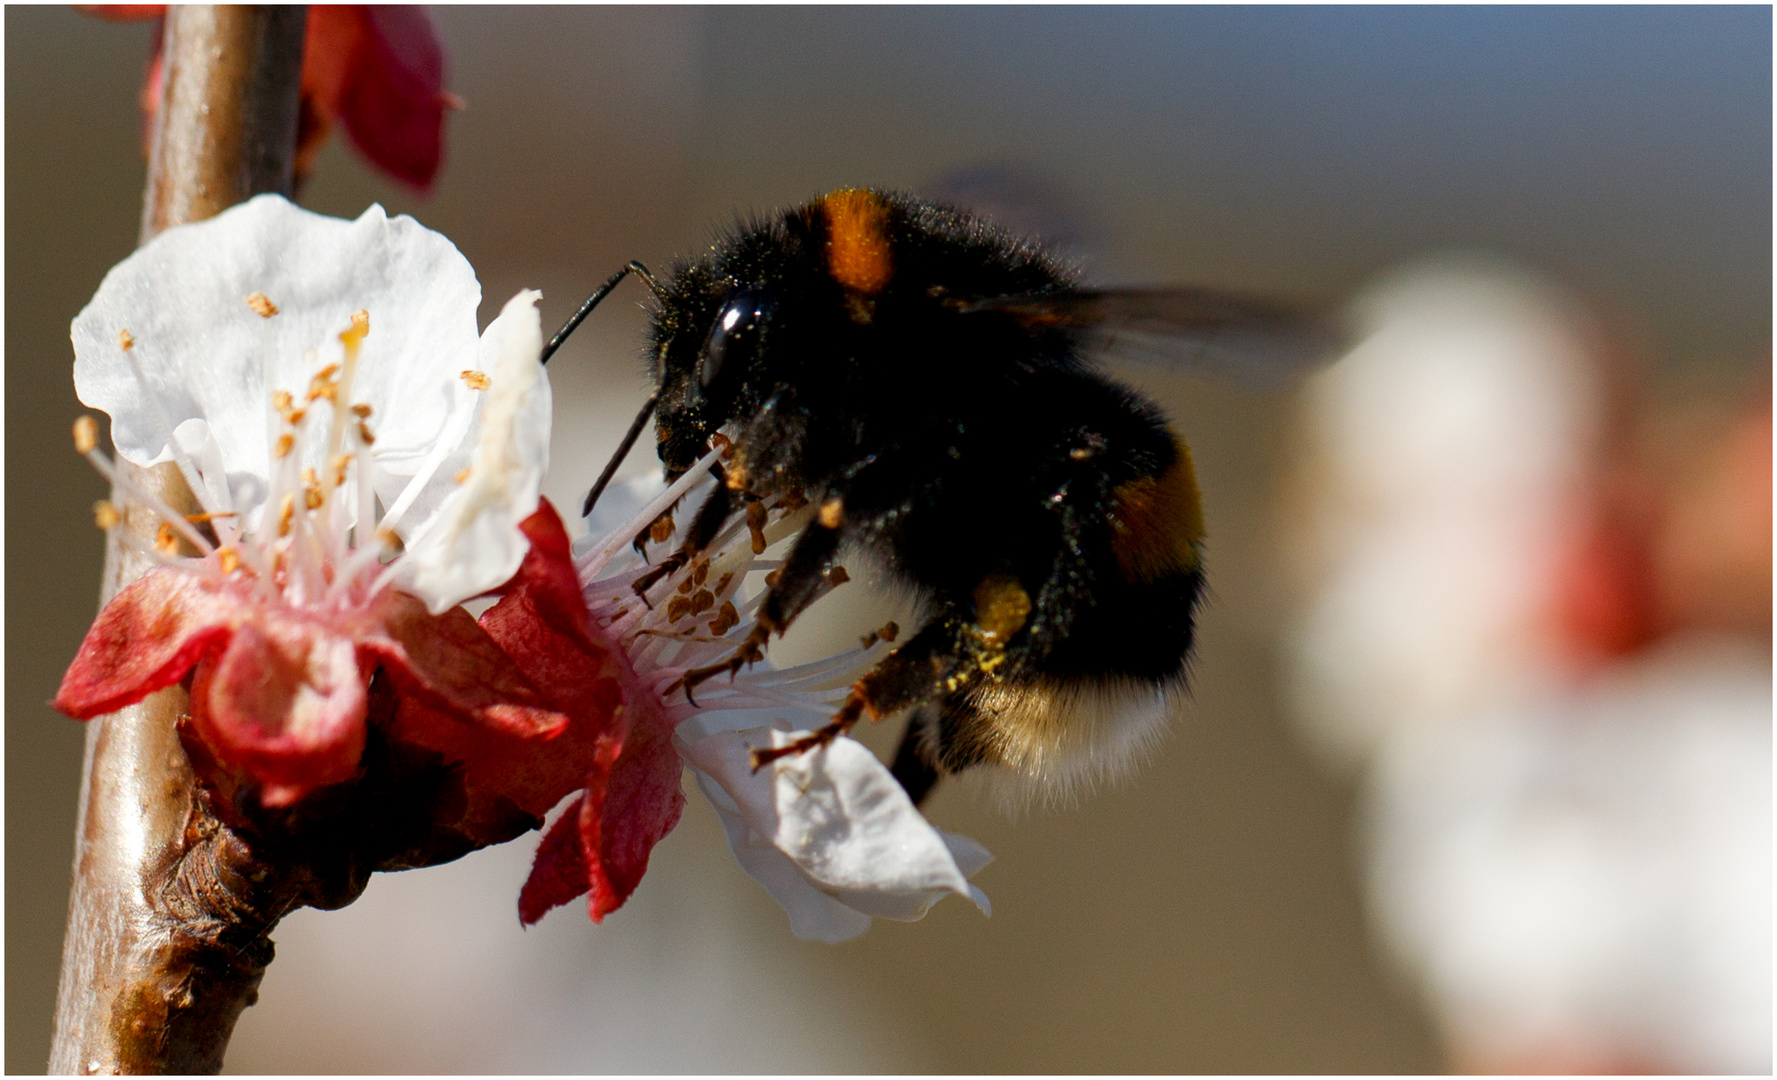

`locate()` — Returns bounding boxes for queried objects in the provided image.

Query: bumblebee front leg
[672,514,847,701]
[630,483,734,607]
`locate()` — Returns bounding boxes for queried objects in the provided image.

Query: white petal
[71,194,483,529]
[399,290,551,613]
[691,766,874,944]
[677,726,991,940]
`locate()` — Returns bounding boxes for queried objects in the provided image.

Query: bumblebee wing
[966,288,1346,390]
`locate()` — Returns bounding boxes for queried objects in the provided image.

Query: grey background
[8,5,1768,1072]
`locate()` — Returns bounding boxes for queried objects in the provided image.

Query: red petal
[583,709,686,921]
[53,568,235,720]
[190,620,368,806]
[518,793,594,926]
[367,590,568,740]
[503,500,598,650]
[338,6,449,190]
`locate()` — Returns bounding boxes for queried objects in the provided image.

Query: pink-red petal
[190,620,368,806]
[339,6,449,190]
[582,711,686,921]
[518,792,594,926]
[367,590,568,740]
[53,568,235,720]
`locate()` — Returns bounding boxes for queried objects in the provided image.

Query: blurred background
[7,6,1769,1073]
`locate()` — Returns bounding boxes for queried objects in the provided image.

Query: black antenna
[582,392,659,517]
[539,260,662,365]
[538,261,667,517]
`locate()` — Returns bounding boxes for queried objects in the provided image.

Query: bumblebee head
[650,274,782,476]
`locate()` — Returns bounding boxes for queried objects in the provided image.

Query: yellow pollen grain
[277,493,297,537]
[307,364,342,404]
[460,369,491,391]
[92,500,121,530]
[971,573,1032,646]
[155,522,179,554]
[818,497,844,529]
[117,329,135,351]
[216,547,242,575]
[73,416,99,454]
[274,433,295,459]
[339,317,368,350]
[245,291,279,318]
[301,467,324,510]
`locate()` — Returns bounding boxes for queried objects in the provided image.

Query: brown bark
[51,8,307,1073]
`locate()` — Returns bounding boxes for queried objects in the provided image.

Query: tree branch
[52,8,307,1073]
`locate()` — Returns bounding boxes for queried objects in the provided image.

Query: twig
[50,8,306,1073]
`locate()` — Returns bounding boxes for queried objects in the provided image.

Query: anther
[92,500,120,530]
[245,291,279,318]
[117,329,135,351]
[272,389,293,413]
[747,500,769,554]
[277,493,297,537]
[460,369,491,390]
[350,403,373,418]
[350,309,369,333]
[273,433,295,459]
[216,547,242,575]
[72,416,99,455]
[356,420,376,446]
[454,467,472,484]
[155,522,180,554]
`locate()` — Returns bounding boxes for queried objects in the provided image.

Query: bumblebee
[549,188,1333,805]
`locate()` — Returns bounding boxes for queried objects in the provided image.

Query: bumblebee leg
[751,620,968,769]
[671,522,849,702]
[889,706,942,805]
[631,483,734,606]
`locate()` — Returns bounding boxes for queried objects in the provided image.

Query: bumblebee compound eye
[700,287,772,391]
